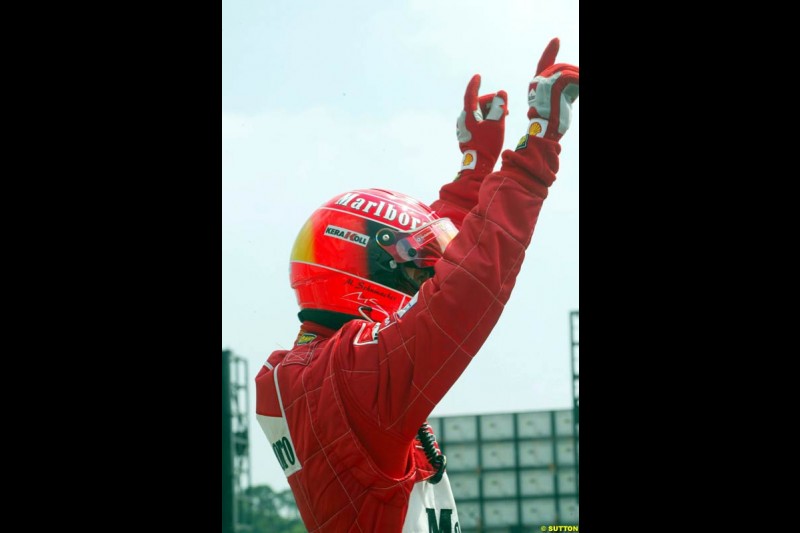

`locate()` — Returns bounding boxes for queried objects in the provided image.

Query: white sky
[223,0,579,491]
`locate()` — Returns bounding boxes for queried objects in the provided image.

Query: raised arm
[430,75,508,229]
[334,39,579,476]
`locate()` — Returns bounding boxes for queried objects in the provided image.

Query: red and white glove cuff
[527,68,579,140]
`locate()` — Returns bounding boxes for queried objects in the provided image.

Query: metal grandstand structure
[222,350,253,533]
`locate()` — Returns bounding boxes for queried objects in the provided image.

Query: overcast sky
[223,0,579,491]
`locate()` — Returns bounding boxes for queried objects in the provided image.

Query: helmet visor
[376,218,459,268]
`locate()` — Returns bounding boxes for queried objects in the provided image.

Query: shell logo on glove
[460,149,477,170]
[516,119,548,151]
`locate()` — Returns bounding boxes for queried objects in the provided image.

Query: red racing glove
[520,37,579,144]
[456,74,508,176]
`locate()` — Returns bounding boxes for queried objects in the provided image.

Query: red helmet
[290,188,459,325]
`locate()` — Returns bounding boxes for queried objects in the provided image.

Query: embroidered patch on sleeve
[295,332,317,345]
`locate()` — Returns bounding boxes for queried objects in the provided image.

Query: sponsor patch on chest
[257,414,303,477]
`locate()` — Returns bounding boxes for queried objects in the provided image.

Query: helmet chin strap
[358,306,376,322]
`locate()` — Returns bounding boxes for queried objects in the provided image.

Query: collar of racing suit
[297,321,339,342]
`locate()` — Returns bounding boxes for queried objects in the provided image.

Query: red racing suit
[255,136,561,532]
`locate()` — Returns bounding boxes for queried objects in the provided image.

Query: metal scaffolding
[222,350,252,532]
[569,310,579,499]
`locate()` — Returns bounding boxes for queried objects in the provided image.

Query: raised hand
[456,74,508,174]
[523,37,579,143]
